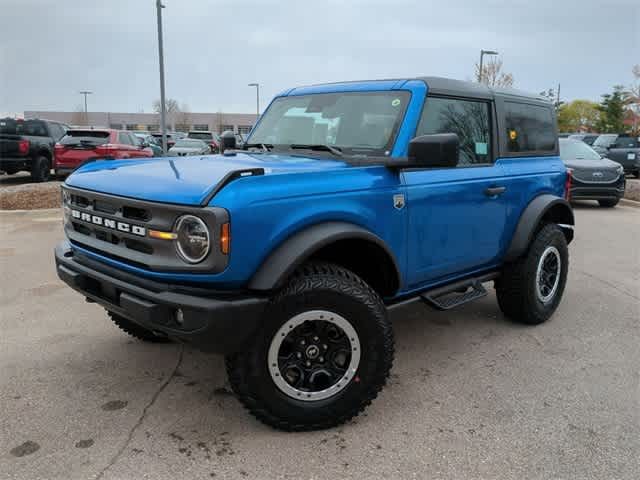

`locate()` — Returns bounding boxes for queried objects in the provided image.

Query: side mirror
[220,131,236,152]
[406,133,459,168]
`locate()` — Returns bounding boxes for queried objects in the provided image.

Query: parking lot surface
[1,204,639,480]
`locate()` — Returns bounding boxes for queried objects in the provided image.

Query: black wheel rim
[268,310,360,401]
[535,246,561,303]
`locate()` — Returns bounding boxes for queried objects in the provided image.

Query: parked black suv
[0,118,68,182]
[606,135,640,178]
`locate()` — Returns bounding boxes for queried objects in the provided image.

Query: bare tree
[474,58,514,88]
[152,98,180,114]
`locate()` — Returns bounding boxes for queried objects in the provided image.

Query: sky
[0,0,638,115]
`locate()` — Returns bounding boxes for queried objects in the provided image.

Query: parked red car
[54,129,153,176]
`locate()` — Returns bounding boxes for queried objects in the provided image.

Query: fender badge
[393,194,405,210]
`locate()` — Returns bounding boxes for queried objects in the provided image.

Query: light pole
[156,0,168,153]
[478,50,498,84]
[248,83,260,120]
[79,91,92,125]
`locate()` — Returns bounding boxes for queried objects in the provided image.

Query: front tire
[226,262,394,431]
[598,198,619,208]
[496,224,569,325]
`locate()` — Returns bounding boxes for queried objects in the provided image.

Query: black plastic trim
[504,194,574,262]
[55,241,266,354]
[248,222,402,292]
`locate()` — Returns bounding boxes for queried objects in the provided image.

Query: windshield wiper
[244,143,272,152]
[289,144,343,157]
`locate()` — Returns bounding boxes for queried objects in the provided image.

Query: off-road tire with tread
[496,223,569,325]
[225,262,394,431]
[108,312,171,343]
[30,155,50,183]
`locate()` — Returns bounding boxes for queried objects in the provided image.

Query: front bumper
[55,241,266,354]
[570,176,625,201]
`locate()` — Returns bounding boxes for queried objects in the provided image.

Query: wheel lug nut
[296,352,302,358]
[313,336,319,341]
[319,356,324,362]
[306,361,311,367]
[300,339,306,345]
[322,344,328,350]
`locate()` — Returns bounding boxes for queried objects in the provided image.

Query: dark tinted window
[613,136,638,148]
[49,123,65,140]
[416,96,492,165]
[504,102,555,153]
[60,130,110,146]
[0,119,48,136]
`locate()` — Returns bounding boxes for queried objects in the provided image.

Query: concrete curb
[0,207,61,214]
[620,198,640,208]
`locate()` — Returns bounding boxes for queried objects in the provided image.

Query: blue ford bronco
[55,77,574,431]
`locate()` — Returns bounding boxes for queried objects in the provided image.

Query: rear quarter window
[504,102,556,154]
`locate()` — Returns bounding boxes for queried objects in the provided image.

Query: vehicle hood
[65,152,349,205]
[563,158,621,170]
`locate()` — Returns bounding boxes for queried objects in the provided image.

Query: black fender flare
[248,221,401,292]
[504,194,574,262]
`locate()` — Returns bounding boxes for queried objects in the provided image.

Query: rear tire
[598,199,619,208]
[226,262,394,431]
[30,155,50,183]
[108,312,171,343]
[496,224,569,325]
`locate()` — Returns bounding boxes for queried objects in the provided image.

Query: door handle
[484,186,506,196]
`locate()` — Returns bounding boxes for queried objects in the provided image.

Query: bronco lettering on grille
[71,209,146,237]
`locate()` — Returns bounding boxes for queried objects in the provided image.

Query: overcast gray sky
[0,0,638,115]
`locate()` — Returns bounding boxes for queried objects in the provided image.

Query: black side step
[421,281,487,310]
[386,272,499,311]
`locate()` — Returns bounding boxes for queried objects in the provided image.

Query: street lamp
[79,91,92,125]
[248,83,260,119]
[156,0,168,153]
[478,50,498,84]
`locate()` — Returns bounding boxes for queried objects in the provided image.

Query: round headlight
[175,215,210,263]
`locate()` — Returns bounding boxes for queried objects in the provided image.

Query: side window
[50,123,64,140]
[504,102,555,153]
[129,133,141,146]
[416,96,492,165]
[118,132,131,145]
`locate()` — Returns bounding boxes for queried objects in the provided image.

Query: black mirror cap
[407,133,459,168]
[220,131,236,151]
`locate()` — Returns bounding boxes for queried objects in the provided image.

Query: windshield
[593,134,617,147]
[174,139,205,148]
[247,91,410,155]
[559,139,602,161]
[188,132,214,141]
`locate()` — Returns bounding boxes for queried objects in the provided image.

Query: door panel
[403,165,506,287]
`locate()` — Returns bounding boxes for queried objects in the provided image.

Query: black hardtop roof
[297,76,550,104]
[416,76,549,103]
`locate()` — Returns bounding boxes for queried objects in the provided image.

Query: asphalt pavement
[1,203,639,480]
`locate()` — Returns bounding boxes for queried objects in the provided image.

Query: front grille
[572,168,619,184]
[62,185,229,273]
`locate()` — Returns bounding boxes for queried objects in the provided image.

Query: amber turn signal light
[148,229,177,240]
[220,223,230,254]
